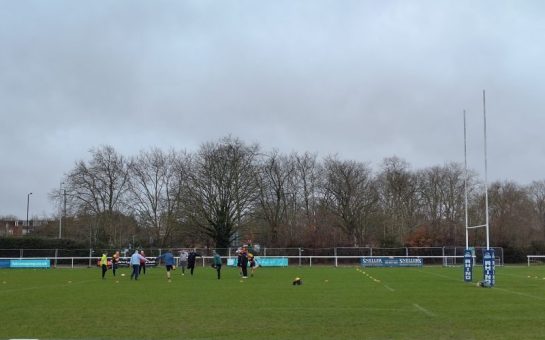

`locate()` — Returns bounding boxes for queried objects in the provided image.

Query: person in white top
[130,250,147,280]
[178,249,189,275]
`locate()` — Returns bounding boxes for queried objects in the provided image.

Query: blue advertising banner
[10,259,51,268]
[361,257,423,267]
[464,249,473,282]
[483,249,495,287]
[226,257,288,267]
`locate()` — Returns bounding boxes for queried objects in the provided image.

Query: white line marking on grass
[417,269,456,281]
[383,284,395,292]
[494,287,545,302]
[259,306,414,312]
[413,303,436,317]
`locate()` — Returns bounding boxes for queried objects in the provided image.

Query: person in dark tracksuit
[240,250,248,278]
[212,250,222,280]
[187,250,201,276]
[236,249,243,276]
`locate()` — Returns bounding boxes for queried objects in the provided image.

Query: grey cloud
[1,0,545,218]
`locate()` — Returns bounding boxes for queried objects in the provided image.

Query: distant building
[0,219,44,237]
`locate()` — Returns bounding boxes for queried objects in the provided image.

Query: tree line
[36,136,545,257]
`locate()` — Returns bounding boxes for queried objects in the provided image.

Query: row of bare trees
[42,136,545,252]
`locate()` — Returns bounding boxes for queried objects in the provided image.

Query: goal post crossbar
[527,255,545,267]
[466,224,487,229]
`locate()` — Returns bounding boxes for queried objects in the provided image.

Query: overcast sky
[1,1,544,219]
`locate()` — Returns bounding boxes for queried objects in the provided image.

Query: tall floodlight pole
[464,110,469,250]
[26,192,32,234]
[58,182,64,239]
[483,90,490,250]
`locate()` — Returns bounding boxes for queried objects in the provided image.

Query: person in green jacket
[100,253,108,279]
[212,250,222,280]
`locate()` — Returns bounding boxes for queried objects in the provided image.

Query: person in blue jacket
[155,250,176,282]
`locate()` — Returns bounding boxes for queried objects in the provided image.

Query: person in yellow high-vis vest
[100,253,108,279]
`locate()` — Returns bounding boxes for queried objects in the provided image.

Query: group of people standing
[99,247,254,281]
[236,245,257,279]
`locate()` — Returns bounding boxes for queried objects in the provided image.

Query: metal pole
[26,192,32,234]
[483,90,490,250]
[464,110,469,250]
[58,183,63,239]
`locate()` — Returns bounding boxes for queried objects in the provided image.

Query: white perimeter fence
[0,246,504,268]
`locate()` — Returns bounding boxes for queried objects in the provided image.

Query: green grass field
[2,264,545,339]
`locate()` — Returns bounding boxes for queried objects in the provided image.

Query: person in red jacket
[139,250,147,275]
[112,251,120,277]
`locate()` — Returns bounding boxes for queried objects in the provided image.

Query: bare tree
[294,152,321,229]
[416,163,468,244]
[285,152,326,247]
[127,148,180,247]
[255,150,295,245]
[63,145,130,247]
[488,181,536,247]
[377,157,419,246]
[322,157,378,246]
[528,180,545,241]
[183,137,260,248]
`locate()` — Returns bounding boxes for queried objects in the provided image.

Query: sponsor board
[361,257,423,267]
[226,257,288,267]
[9,259,51,268]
